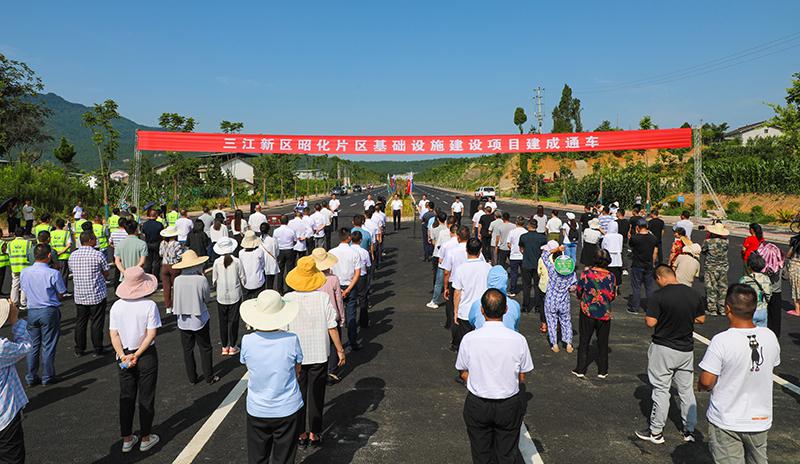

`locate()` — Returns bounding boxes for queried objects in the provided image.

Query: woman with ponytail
[212,237,246,356]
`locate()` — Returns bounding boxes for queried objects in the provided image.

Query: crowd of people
[0,191,795,463]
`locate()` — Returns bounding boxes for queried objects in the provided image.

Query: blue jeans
[342,286,359,348]
[565,242,577,262]
[628,267,654,313]
[26,306,61,384]
[509,259,522,294]
[432,268,445,304]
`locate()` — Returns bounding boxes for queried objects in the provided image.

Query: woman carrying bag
[212,237,246,356]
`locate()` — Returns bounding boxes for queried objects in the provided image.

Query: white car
[474,186,496,199]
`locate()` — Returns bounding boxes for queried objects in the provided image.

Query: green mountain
[31,92,158,169]
[353,158,454,176]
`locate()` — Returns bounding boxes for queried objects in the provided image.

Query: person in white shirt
[328,195,341,230]
[363,194,375,212]
[506,216,528,297]
[391,194,403,231]
[442,226,471,338]
[450,196,465,224]
[428,220,456,309]
[350,230,372,329]
[211,237,246,355]
[273,216,297,294]
[310,204,327,250]
[546,210,563,242]
[698,284,780,464]
[258,223,280,290]
[328,230,361,351]
[238,231,266,301]
[73,202,84,221]
[198,207,214,237]
[210,203,225,222]
[601,221,623,289]
[320,203,334,249]
[472,209,485,240]
[417,195,429,220]
[456,288,533,463]
[673,211,694,238]
[484,198,498,213]
[532,205,548,234]
[208,215,229,260]
[451,238,492,348]
[247,204,268,235]
[174,210,194,243]
[289,211,311,256]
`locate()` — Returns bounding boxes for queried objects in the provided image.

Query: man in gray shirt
[494,212,515,269]
[114,220,148,281]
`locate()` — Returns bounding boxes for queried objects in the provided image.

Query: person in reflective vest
[74,212,90,242]
[8,228,33,308]
[50,219,73,290]
[108,208,121,231]
[0,228,9,297]
[166,209,179,228]
[33,213,53,238]
[92,215,109,254]
[129,206,140,225]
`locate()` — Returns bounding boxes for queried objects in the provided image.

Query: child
[541,241,577,352]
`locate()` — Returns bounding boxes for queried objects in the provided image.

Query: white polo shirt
[310,211,326,238]
[546,217,562,234]
[363,218,379,240]
[472,211,484,229]
[329,199,341,217]
[508,226,527,260]
[351,243,371,276]
[288,217,311,252]
[273,225,297,250]
[320,207,333,226]
[248,211,268,232]
[391,199,403,211]
[451,201,464,213]
[329,243,361,286]
[441,241,467,273]
[456,322,534,399]
[451,258,491,320]
[363,199,375,211]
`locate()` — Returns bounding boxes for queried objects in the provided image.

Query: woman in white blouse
[238,231,266,301]
[259,223,280,291]
[212,237,246,355]
[230,209,249,244]
[209,213,229,261]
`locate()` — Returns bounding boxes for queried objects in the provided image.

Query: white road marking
[693,332,800,396]
[171,372,250,464]
[349,202,357,207]
[519,422,545,464]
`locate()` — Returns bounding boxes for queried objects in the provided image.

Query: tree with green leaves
[513,107,527,134]
[159,113,196,206]
[0,54,52,161]
[638,115,659,210]
[83,100,120,217]
[551,84,582,133]
[595,120,618,132]
[701,122,730,144]
[220,120,244,134]
[53,136,76,168]
[769,71,800,154]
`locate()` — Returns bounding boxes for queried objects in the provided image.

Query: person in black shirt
[626,219,659,314]
[579,204,595,231]
[616,209,630,246]
[648,209,666,263]
[519,220,548,321]
[635,265,705,444]
[478,206,495,260]
[421,202,437,261]
[140,209,165,280]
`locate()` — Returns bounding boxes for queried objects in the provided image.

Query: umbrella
[0,197,19,215]
[143,201,156,211]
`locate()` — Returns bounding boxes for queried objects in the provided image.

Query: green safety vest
[33,223,52,237]
[92,223,109,250]
[158,217,167,227]
[166,211,179,227]
[51,229,72,260]
[0,244,9,268]
[8,238,31,273]
[132,214,139,224]
[75,219,88,235]
[108,214,120,230]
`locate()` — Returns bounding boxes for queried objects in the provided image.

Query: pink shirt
[321,273,345,326]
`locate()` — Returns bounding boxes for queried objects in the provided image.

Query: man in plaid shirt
[68,231,110,356]
[0,299,32,463]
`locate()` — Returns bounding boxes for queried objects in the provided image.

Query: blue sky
[3,1,799,160]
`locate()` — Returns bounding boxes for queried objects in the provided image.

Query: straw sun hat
[0,299,11,328]
[706,223,730,237]
[240,230,260,249]
[160,226,179,238]
[285,256,326,292]
[172,250,209,270]
[588,218,601,230]
[240,290,299,331]
[116,267,158,299]
[310,248,338,271]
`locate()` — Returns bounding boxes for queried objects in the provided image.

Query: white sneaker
[426,301,439,309]
[622,270,629,276]
[140,434,160,452]
[166,307,173,314]
[122,435,139,453]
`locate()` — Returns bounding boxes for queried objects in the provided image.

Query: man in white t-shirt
[391,194,404,231]
[328,195,341,230]
[472,209,485,240]
[73,202,84,220]
[363,194,375,212]
[428,221,457,310]
[673,211,694,238]
[174,210,194,243]
[698,284,780,463]
[310,204,327,250]
[288,211,312,255]
[417,195,429,220]
[450,196,465,226]
[451,238,491,349]
[506,216,527,297]
[329,230,361,350]
[248,204,268,235]
[545,210,562,242]
[484,198,498,212]
[487,212,504,265]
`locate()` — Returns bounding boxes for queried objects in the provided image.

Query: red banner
[136,128,692,155]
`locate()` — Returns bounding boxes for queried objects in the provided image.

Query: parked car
[352,185,363,193]
[474,186,496,199]
[330,186,345,196]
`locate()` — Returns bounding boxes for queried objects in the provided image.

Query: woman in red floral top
[573,249,617,379]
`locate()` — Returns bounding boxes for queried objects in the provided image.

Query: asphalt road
[1,185,798,464]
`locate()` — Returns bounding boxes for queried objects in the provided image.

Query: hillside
[29,93,159,169]
[354,158,454,176]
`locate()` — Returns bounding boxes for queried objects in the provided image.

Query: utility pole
[533,86,545,134]
[693,123,703,220]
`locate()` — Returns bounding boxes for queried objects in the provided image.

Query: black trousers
[24,220,33,236]
[247,412,300,464]
[0,410,24,464]
[266,275,276,292]
[179,323,214,383]
[277,249,296,294]
[454,212,462,226]
[243,285,264,303]
[463,390,526,464]
[445,283,455,331]
[357,273,369,328]
[298,362,327,434]
[767,292,782,338]
[496,249,510,269]
[324,225,332,250]
[0,266,6,297]
[520,268,535,313]
[393,210,401,230]
[218,301,241,347]
[609,267,622,293]
[575,312,611,375]
[145,243,161,281]
[481,236,492,261]
[332,216,338,230]
[74,299,107,354]
[452,318,474,349]
[119,346,158,437]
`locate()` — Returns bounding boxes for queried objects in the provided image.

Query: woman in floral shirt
[573,249,617,379]
[541,241,577,353]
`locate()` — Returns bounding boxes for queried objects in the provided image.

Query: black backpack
[568,222,579,242]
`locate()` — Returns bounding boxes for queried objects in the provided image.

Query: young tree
[639,115,659,210]
[513,107,528,134]
[83,100,120,217]
[53,136,76,168]
[769,72,800,154]
[0,54,52,161]
[551,84,582,133]
[220,120,244,134]
[159,113,196,206]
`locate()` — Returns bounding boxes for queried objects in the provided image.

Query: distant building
[724,121,783,144]
[295,169,327,180]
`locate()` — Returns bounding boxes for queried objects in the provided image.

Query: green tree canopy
[769,71,800,154]
[0,54,51,160]
[551,84,582,133]
[53,136,76,168]
[513,107,527,134]
[220,120,244,134]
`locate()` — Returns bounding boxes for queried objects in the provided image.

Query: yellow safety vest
[75,219,88,235]
[51,229,72,260]
[132,214,139,224]
[108,214,120,230]
[166,211,179,227]
[8,238,31,273]
[0,243,9,268]
[92,223,109,250]
[33,223,52,237]
[158,217,167,227]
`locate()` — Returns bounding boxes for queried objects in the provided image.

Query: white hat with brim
[160,227,179,238]
[213,236,238,256]
[116,267,158,299]
[589,218,601,230]
[240,230,260,249]
[172,250,209,270]
[707,223,730,237]
[541,239,560,252]
[566,212,576,220]
[240,290,300,331]
[0,299,10,328]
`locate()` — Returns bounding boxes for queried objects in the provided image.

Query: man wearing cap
[69,231,111,357]
[702,223,730,316]
[284,256,346,448]
[239,290,304,463]
[0,299,32,462]
[328,229,361,351]
[627,219,659,315]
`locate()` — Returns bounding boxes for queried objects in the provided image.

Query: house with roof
[724,121,783,144]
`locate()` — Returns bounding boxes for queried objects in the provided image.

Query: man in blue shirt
[20,244,66,386]
[469,266,521,331]
[0,299,33,462]
[351,214,372,252]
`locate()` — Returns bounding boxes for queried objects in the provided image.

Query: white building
[294,169,327,180]
[155,153,257,185]
[724,121,783,144]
